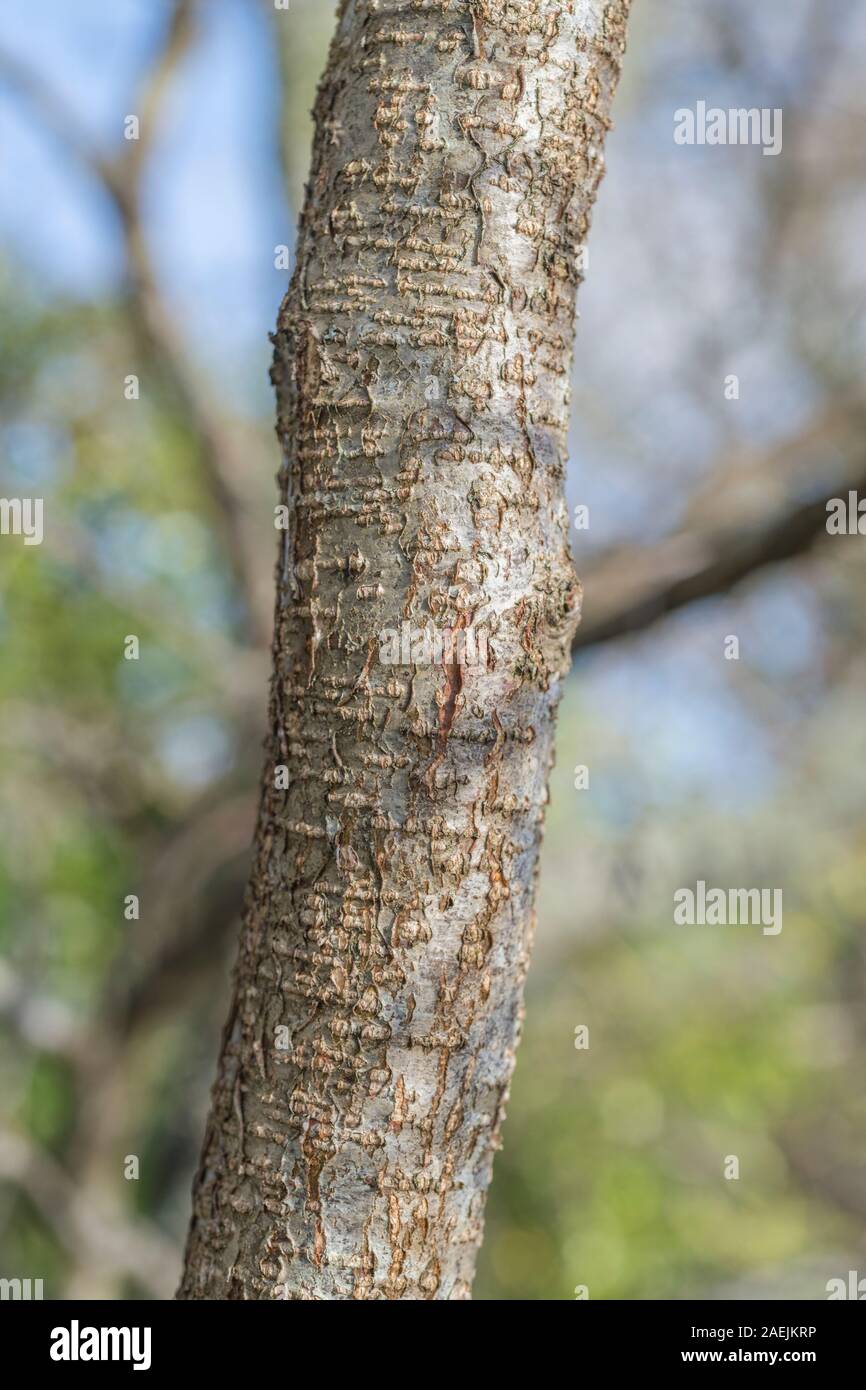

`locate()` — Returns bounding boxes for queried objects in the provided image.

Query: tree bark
[179,0,630,1301]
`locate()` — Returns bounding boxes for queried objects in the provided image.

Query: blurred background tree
[1,0,865,1300]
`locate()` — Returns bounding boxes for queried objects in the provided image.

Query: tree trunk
[179,0,631,1301]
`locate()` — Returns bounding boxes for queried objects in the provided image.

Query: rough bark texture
[179,0,630,1301]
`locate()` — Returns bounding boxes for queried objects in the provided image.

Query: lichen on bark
[179,0,631,1301]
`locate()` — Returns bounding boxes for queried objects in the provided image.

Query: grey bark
[179,0,631,1301]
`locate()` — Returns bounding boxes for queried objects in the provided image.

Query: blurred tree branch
[0,5,276,1290]
[103,792,254,1035]
[574,396,866,651]
[0,0,273,643]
